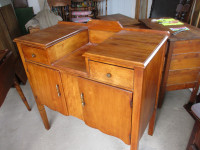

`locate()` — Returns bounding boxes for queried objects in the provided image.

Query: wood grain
[167,68,200,85]
[22,45,50,65]
[61,73,84,120]
[89,60,134,90]
[78,78,133,145]
[48,30,89,63]
[26,62,68,115]
[170,53,200,70]
[89,30,116,44]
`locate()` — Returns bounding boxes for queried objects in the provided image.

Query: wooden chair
[187,103,200,150]
[47,0,72,21]
[0,49,31,111]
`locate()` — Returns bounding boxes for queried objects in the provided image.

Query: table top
[140,18,200,41]
[84,30,167,68]
[14,24,87,49]
[98,14,140,27]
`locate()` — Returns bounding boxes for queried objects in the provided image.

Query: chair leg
[14,77,31,111]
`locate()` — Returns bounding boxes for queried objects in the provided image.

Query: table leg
[14,77,31,111]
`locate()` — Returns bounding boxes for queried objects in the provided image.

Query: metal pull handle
[56,84,61,97]
[106,73,112,78]
[81,93,85,107]
[32,54,36,58]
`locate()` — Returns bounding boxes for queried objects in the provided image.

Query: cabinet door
[78,78,133,145]
[27,62,68,115]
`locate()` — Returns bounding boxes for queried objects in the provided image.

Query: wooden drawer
[173,39,200,54]
[22,45,50,64]
[89,61,134,89]
[167,68,200,85]
[170,53,200,70]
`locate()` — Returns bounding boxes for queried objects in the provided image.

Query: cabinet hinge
[130,99,133,108]
[129,134,131,141]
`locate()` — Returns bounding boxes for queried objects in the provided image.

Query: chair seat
[192,103,200,119]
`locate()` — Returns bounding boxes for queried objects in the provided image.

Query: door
[78,78,133,145]
[27,62,68,115]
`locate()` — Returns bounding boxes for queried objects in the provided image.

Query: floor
[0,83,194,150]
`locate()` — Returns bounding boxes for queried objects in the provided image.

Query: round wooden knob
[106,73,112,78]
[32,54,36,58]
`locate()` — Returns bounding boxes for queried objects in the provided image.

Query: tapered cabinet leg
[148,108,157,136]
[14,77,31,111]
[36,102,50,130]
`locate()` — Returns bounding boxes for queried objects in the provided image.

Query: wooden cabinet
[14,20,169,150]
[78,78,133,145]
[140,19,200,108]
[26,62,68,115]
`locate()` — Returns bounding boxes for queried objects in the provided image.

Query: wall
[99,0,153,18]
[27,0,40,14]
[0,0,12,7]
[3,0,152,18]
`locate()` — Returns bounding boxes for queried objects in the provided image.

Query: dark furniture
[150,0,194,22]
[0,49,31,111]
[140,18,200,108]
[187,103,200,150]
[0,4,27,84]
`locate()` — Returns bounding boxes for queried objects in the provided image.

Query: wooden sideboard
[14,20,169,150]
[140,19,200,108]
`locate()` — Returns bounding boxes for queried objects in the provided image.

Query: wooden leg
[14,77,31,111]
[186,121,198,150]
[35,101,50,130]
[148,108,157,136]
[158,86,166,108]
[189,83,200,104]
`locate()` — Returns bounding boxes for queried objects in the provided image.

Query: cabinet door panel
[61,73,83,120]
[78,78,133,145]
[27,62,68,115]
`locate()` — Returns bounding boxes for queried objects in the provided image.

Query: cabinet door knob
[81,93,85,107]
[56,84,61,97]
[106,73,112,78]
[32,54,36,58]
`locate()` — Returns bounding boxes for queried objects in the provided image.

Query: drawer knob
[32,54,36,58]
[106,73,112,78]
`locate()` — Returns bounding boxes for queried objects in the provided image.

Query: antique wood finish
[89,61,134,90]
[78,78,133,145]
[26,62,68,115]
[0,4,27,84]
[140,18,200,108]
[0,50,15,106]
[22,45,50,65]
[0,49,31,111]
[98,14,140,27]
[14,77,31,111]
[14,20,169,150]
[61,73,83,120]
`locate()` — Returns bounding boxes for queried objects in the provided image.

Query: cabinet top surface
[140,18,200,41]
[84,30,167,68]
[14,24,87,48]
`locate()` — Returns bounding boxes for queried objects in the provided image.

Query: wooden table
[14,20,169,150]
[98,13,143,28]
[140,18,200,108]
[0,49,31,110]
